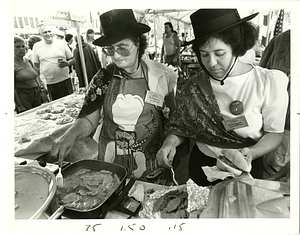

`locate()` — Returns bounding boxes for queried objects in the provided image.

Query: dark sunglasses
[102,43,134,57]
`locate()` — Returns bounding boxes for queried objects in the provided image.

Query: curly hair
[193,22,259,57]
[27,35,42,50]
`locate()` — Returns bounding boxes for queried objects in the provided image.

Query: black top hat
[93,9,151,46]
[188,9,259,45]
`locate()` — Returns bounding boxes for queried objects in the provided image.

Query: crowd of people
[14,25,103,113]
[14,9,290,186]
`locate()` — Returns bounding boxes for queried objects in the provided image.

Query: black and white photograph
[5,0,299,234]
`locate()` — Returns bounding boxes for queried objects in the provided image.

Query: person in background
[73,35,102,87]
[55,30,65,40]
[156,9,289,186]
[86,28,95,44]
[65,33,74,52]
[51,9,178,185]
[85,29,97,54]
[260,29,290,130]
[65,33,74,74]
[160,22,181,67]
[32,24,75,101]
[14,36,42,113]
[25,35,42,64]
[25,34,48,103]
[260,29,291,182]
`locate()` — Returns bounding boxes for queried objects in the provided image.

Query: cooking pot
[46,159,135,219]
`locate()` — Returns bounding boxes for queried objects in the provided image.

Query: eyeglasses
[102,43,134,57]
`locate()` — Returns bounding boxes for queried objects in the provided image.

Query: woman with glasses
[51,9,177,185]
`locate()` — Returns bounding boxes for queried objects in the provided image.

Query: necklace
[200,57,238,86]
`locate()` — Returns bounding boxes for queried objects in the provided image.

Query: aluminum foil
[138,179,211,218]
[186,179,210,213]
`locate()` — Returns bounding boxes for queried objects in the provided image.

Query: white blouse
[196,66,289,158]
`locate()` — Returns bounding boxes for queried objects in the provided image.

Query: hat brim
[186,12,259,45]
[93,23,150,46]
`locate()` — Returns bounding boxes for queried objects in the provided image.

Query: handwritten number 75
[86,224,102,232]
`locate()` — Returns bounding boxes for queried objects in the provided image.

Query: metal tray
[15,165,57,219]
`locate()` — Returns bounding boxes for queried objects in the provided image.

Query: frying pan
[46,159,135,219]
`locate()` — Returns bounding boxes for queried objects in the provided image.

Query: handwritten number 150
[120,224,146,231]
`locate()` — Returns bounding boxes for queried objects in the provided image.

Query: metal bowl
[15,165,57,219]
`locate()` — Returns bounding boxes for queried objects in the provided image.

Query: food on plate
[56,116,73,125]
[63,98,84,109]
[65,108,80,118]
[151,189,189,218]
[38,113,51,120]
[36,107,52,114]
[51,106,65,114]
[139,181,210,219]
[217,149,251,176]
[49,115,58,120]
[18,137,31,144]
[56,169,120,210]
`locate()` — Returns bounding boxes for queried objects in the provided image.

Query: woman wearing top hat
[156,9,289,186]
[51,9,177,185]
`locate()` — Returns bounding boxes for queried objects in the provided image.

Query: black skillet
[46,159,135,219]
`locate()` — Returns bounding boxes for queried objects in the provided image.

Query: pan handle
[48,205,65,220]
[99,177,136,219]
[110,177,136,209]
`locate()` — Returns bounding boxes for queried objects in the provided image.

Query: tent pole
[154,16,157,61]
[74,21,88,87]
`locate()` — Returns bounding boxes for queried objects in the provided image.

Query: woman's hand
[239,147,253,167]
[51,131,77,167]
[51,114,100,166]
[156,134,185,168]
[156,143,176,168]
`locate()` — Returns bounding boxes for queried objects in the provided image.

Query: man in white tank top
[160,22,180,66]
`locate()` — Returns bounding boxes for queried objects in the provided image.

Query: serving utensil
[171,168,179,186]
[56,167,63,188]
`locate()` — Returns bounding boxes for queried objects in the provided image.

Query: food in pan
[217,149,251,176]
[56,169,120,210]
